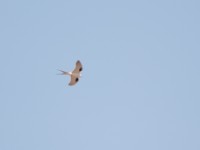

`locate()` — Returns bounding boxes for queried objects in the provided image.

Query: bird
[58,60,83,86]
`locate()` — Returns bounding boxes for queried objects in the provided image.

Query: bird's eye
[75,78,79,82]
[79,67,82,71]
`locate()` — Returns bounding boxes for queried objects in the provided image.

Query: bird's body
[58,60,83,86]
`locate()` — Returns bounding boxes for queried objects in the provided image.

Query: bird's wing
[72,60,83,74]
[68,76,79,86]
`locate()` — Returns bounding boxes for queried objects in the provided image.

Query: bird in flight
[58,60,83,86]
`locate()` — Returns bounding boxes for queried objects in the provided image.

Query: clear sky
[0,0,200,150]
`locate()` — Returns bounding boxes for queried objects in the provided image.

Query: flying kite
[58,60,83,86]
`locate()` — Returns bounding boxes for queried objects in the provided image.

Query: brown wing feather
[68,76,79,86]
[72,60,83,73]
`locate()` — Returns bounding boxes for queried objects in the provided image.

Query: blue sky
[0,0,200,150]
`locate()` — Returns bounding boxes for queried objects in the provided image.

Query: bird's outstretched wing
[68,76,79,86]
[72,60,83,74]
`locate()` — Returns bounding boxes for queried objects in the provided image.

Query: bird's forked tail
[57,70,70,75]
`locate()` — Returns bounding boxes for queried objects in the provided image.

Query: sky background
[0,0,200,150]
